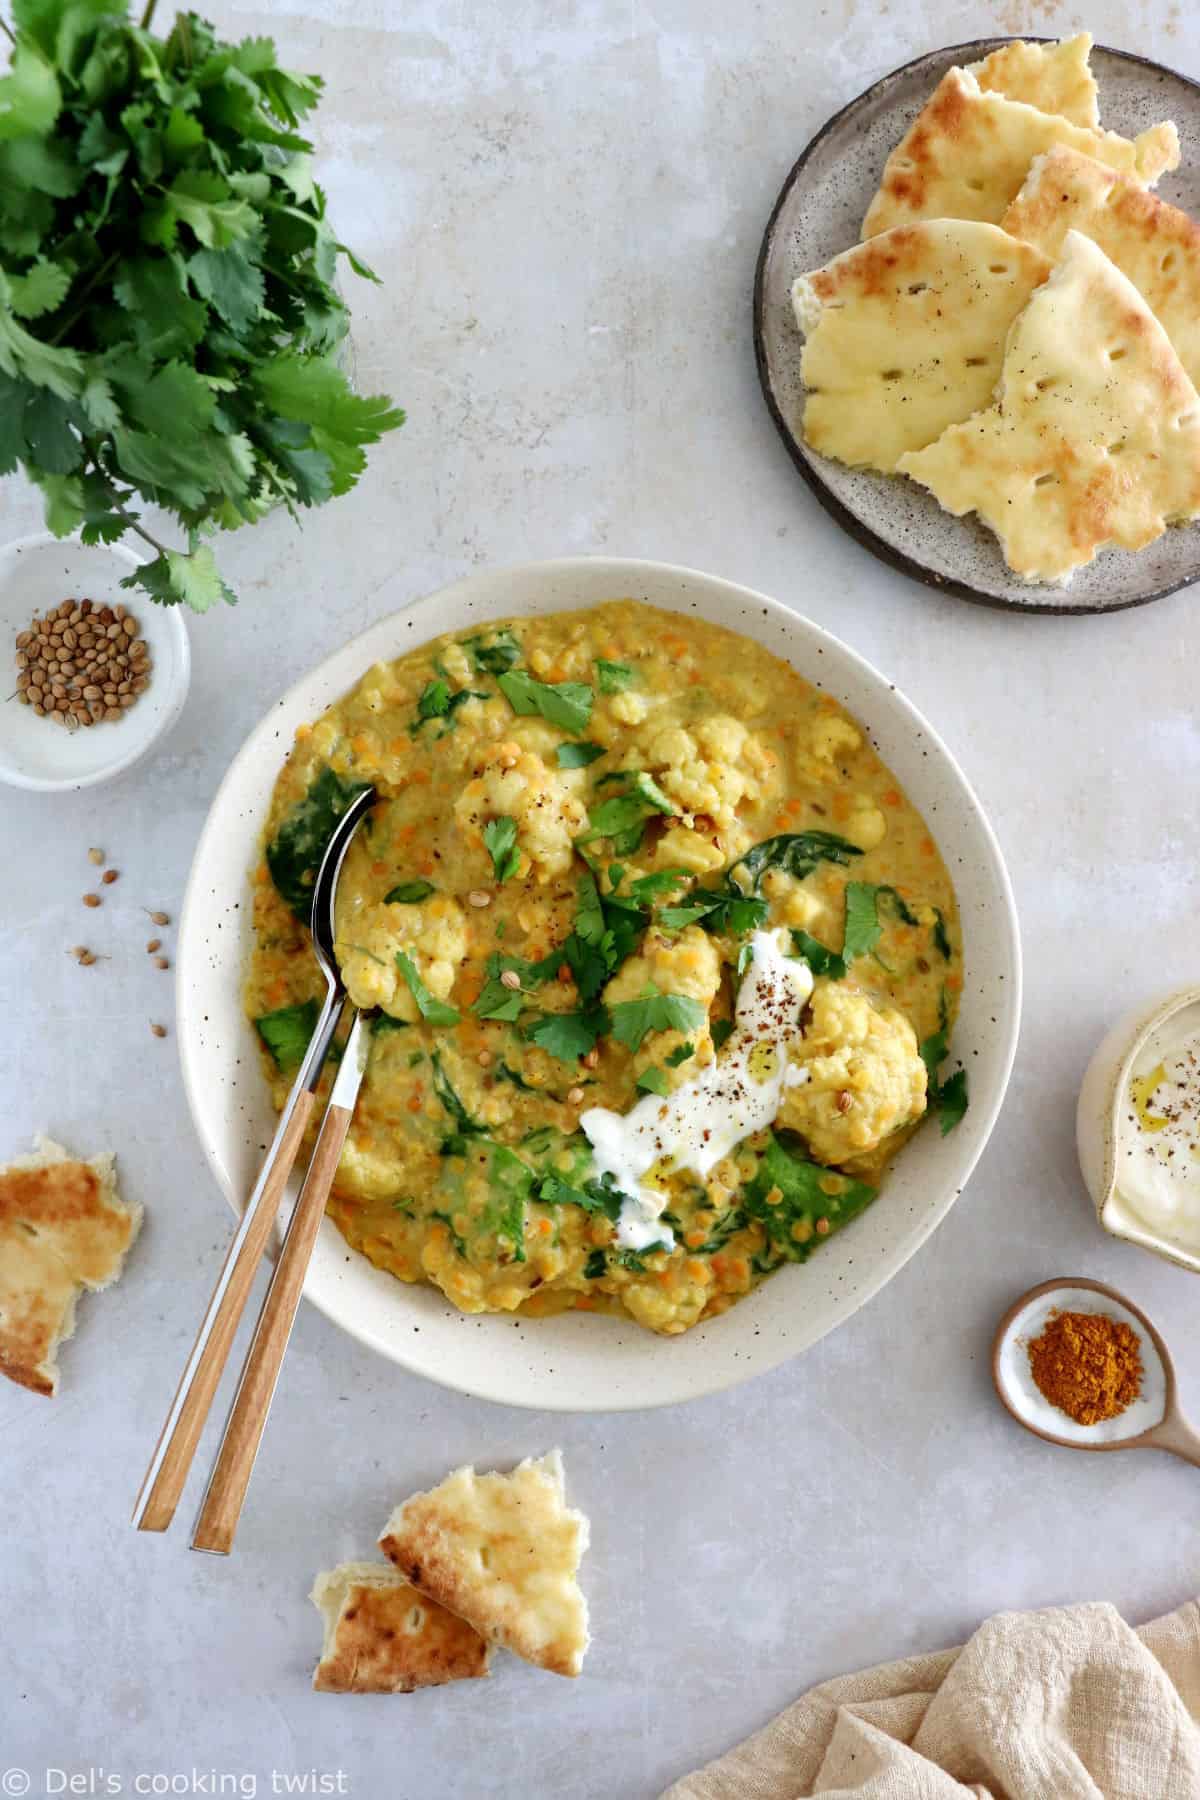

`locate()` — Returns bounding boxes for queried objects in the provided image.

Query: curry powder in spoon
[1027,1311,1144,1427]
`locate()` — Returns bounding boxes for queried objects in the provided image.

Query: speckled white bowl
[1077,986,1200,1275]
[177,557,1021,1410]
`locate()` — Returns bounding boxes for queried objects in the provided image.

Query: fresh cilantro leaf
[254,998,318,1071]
[6,258,71,319]
[665,1041,694,1067]
[464,628,521,675]
[584,770,675,854]
[265,765,372,917]
[610,987,706,1053]
[789,929,846,980]
[497,669,593,734]
[666,833,861,939]
[396,953,460,1027]
[595,659,634,692]
[584,1247,608,1280]
[627,867,690,902]
[536,1171,625,1222]
[556,740,604,769]
[841,882,882,963]
[935,1068,968,1134]
[608,1242,669,1272]
[0,40,61,142]
[526,1007,607,1063]
[919,990,969,1134]
[121,544,238,613]
[471,949,558,1021]
[637,1066,669,1096]
[483,815,520,883]
[711,1018,734,1050]
[384,880,434,904]
[744,1135,877,1262]
[410,679,483,736]
[370,1012,409,1036]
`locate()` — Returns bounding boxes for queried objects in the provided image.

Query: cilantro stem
[0,19,15,45]
[48,254,121,346]
[82,462,175,558]
[139,0,159,28]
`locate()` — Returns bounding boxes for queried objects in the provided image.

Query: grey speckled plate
[755,39,1200,614]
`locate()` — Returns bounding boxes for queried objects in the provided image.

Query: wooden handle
[133,1090,317,1533]
[190,1100,356,1555]
[1146,1408,1200,1469]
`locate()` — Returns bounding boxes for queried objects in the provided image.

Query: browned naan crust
[311,1566,490,1693]
[0,1146,139,1396]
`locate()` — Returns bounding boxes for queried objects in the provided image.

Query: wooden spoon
[992,1276,1200,1469]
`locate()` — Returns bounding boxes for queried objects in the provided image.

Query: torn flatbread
[310,1561,491,1693]
[969,33,1099,128]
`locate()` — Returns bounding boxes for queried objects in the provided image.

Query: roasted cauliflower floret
[780,979,926,1163]
[454,744,587,882]
[641,714,762,828]
[811,715,862,763]
[604,925,720,1075]
[844,797,887,851]
[335,894,468,1018]
[653,824,726,875]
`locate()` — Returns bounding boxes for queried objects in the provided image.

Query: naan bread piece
[898,231,1200,585]
[1004,147,1200,389]
[310,1561,491,1693]
[969,33,1099,128]
[792,221,1051,473]
[379,1450,590,1677]
[0,1135,141,1396]
[861,67,1178,239]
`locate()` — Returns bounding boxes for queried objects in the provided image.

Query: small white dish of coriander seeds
[0,532,190,793]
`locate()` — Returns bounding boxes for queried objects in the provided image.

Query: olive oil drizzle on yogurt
[1122,1010,1200,1248]
[581,930,813,1250]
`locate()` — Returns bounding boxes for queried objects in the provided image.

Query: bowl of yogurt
[1078,987,1200,1274]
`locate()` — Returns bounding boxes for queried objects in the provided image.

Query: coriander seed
[82,893,101,908]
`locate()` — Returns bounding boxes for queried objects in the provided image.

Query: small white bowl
[1077,986,1200,1275]
[0,532,190,792]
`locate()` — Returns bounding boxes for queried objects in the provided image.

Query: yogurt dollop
[580,930,813,1250]
[1119,1006,1200,1248]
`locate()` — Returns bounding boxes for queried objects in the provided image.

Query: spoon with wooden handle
[132,785,375,1534]
[992,1276,1200,1468]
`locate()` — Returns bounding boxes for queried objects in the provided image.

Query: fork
[133,785,375,1538]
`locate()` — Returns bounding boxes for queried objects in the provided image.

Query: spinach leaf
[664,832,861,940]
[383,879,434,904]
[556,740,605,769]
[932,907,952,959]
[584,1248,608,1280]
[685,1207,748,1256]
[734,831,862,891]
[266,766,372,918]
[610,987,707,1053]
[463,628,521,675]
[711,1018,734,1050]
[743,1135,877,1262]
[431,1050,487,1154]
[370,1012,409,1036]
[497,1059,539,1092]
[255,999,318,1071]
[595,659,634,692]
[789,929,846,980]
[479,1142,530,1262]
[584,770,674,854]
[431,1210,469,1259]
[498,669,594,734]
[395,953,460,1026]
[483,815,520,883]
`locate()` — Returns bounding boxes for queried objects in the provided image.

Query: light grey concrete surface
[4,2,1200,1796]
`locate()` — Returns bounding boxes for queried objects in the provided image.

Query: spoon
[992,1276,1200,1469]
[133,784,376,1535]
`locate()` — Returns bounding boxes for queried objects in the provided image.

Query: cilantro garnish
[595,659,634,692]
[584,770,675,854]
[610,987,706,1053]
[410,680,484,737]
[636,1067,669,1097]
[0,10,403,610]
[919,989,969,1135]
[526,1007,608,1063]
[665,1041,694,1067]
[711,1019,734,1050]
[661,832,861,938]
[430,1051,487,1154]
[464,628,521,675]
[840,882,883,963]
[395,953,460,1026]
[498,669,594,734]
[789,929,846,980]
[384,879,434,904]
[254,999,318,1071]
[556,740,605,769]
[482,815,520,883]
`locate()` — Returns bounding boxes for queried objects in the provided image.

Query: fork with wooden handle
[191,1009,368,1554]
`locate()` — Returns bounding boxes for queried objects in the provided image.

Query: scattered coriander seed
[77,949,97,967]
[150,1022,168,1038]
[467,890,491,908]
[582,1048,600,1069]
[154,956,169,970]
[146,938,162,953]
[146,910,170,926]
[566,1086,585,1105]
[101,868,118,885]
[87,847,104,865]
[499,969,522,991]
[82,892,101,908]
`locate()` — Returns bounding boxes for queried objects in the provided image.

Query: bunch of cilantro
[0,1,403,610]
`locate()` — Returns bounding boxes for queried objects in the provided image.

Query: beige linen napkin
[664,1599,1200,1800]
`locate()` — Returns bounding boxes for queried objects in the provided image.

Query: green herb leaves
[610,987,706,1053]
[483,815,520,883]
[584,770,674,854]
[744,1135,877,1262]
[464,628,521,675]
[526,1008,606,1063]
[395,953,460,1026]
[265,765,372,918]
[919,993,969,1135]
[384,880,435,904]
[663,832,862,939]
[840,882,884,963]
[498,669,594,734]
[556,740,604,769]
[0,8,403,610]
[789,929,846,980]
[254,998,318,1070]
[411,680,483,735]
[595,659,634,692]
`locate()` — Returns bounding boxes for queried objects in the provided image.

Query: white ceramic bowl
[0,532,190,792]
[177,557,1022,1410]
[1077,987,1200,1275]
